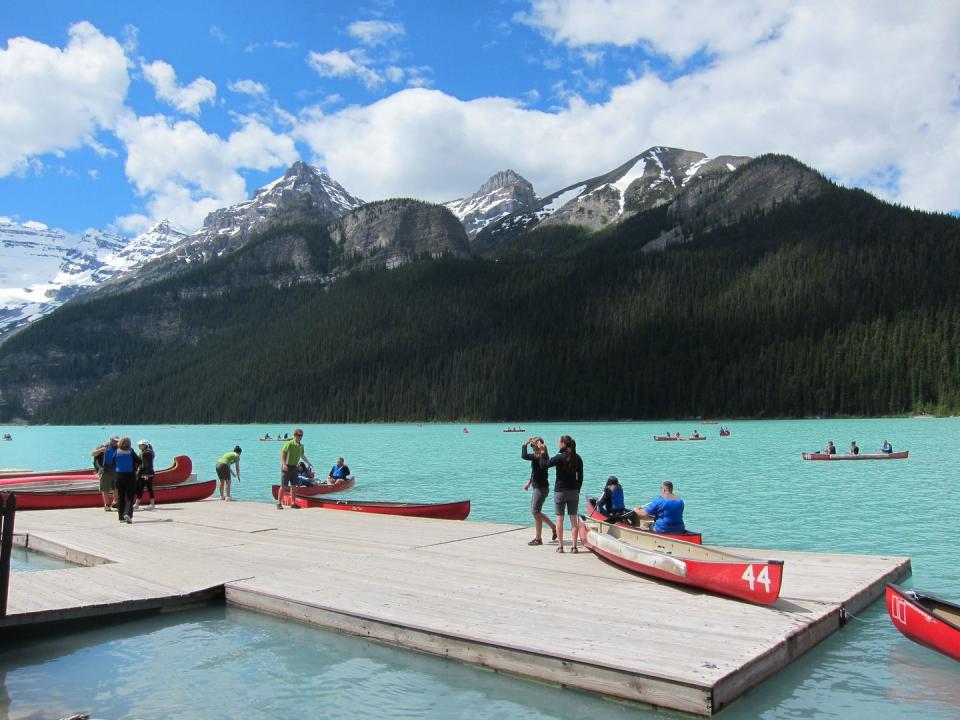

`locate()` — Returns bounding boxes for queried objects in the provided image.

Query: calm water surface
[0,419,957,718]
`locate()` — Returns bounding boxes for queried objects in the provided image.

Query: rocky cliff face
[330,199,471,269]
[444,170,538,239]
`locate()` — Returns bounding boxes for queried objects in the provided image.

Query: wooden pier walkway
[3,500,909,715]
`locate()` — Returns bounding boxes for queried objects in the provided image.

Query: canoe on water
[292,496,471,520]
[801,451,909,461]
[584,498,703,544]
[0,455,194,488]
[271,478,356,501]
[577,515,784,605]
[12,478,216,510]
[886,584,960,662]
[653,436,682,441]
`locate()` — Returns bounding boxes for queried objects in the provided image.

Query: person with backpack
[92,435,119,512]
[114,436,142,524]
[135,440,156,510]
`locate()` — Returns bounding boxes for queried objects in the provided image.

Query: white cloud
[306,49,383,89]
[115,111,298,231]
[295,2,960,212]
[0,22,130,177]
[142,59,217,116]
[228,79,269,97]
[518,0,791,62]
[348,20,405,46]
[209,24,226,43]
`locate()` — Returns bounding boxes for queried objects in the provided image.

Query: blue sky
[2,1,958,235]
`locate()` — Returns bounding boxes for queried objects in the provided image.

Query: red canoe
[271,478,356,502]
[653,436,682,441]
[578,515,783,605]
[292,496,471,520]
[802,451,909,461]
[0,455,194,489]
[887,584,960,662]
[585,497,703,544]
[12,478,216,510]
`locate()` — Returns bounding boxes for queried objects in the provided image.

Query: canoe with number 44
[577,515,784,605]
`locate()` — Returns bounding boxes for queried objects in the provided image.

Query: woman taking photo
[522,437,557,546]
[547,435,583,553]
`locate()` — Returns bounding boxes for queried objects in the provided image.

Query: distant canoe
[585,497,702,544]
[886,584,960,662]
[293,496,470,520]
[687,436,706,441]
[719,430,731,437]
[802,451,909,461]
[578,515,783,605]
[12,478,215,510]
[0,455,194,490]
[653,436,682,441]
[502,428,526,433]
[271,478,355,502]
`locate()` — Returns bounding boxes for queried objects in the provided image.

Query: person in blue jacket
[880,439,893,454]
[327,457,352,484]
[633,481,685,534]
[113,436,142,524]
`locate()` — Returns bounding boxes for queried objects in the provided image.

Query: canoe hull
[271,478,355,501]
[0,455,194,488]
[887,584,960,662]
[578,516,783,605]
[12,478,216,510]
[585,498,703,544]
[294,496,470,520]
[802,451,908,461]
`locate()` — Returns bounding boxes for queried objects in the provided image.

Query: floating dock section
[3,501,909,715]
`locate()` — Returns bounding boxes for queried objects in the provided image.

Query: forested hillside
[2,183,959,423]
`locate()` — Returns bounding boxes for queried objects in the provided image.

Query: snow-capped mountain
[96,161,365,295]
[0,219,187,339]
[477,147,751,245]
[444,170,538,239]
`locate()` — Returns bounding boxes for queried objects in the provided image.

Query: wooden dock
[3,500,909,715]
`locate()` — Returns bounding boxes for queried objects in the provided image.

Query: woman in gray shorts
[522,437,557,546]
[546,435,584,553]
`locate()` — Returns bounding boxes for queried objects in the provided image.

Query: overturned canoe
[578,515,783,605]
[585,497,703,544]
[293,496,470,520]
[802,451,909,461]
[271,478,356,502]
[887,584,960,662]
[11,478,216,510]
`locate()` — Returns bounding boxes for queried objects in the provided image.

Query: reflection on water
[9,546,76,573]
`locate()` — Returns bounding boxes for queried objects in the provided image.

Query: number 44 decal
[741,564,772,593]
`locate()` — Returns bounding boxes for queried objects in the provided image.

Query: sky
[1,0,958,236]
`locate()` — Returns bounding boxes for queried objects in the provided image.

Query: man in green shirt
[279,429,312,509]
[215,446,242,501]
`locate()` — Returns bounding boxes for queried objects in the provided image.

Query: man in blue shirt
[634,481,685,534]
[327,457,352,484]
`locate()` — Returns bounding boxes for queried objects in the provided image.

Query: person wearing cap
[215,446,242,501]
[135,440,156,510]
[595,476,626,519]
[92,436,120,512]
[521,437,556,546]
[279,429,311,509]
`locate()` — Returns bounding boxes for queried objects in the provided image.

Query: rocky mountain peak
[445,169,539,239]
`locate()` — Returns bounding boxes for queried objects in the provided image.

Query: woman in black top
[547,435,584,553]
[522,437,557,546]
[136,440,156,510]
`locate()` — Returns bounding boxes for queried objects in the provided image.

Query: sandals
[556,546,564,553]
[527,538,543,546]
[551,530,558,542]
[571,546,579,553]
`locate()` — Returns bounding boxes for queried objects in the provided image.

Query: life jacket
[610,485,625,511]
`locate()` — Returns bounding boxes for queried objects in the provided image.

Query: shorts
[216,462,231,482]
[530,485,549,514]
[98,468,116,493]
[280,465,299,487]
[554,489,580,517]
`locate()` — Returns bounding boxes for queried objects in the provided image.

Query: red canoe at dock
[0,455,194,489]
[11,478,216,510]
[291,496,471,520]
[271,478,356,503]
[886,584,960,662]
[577,515,783,605]
[801,451,909,461]
[585,498,703,544]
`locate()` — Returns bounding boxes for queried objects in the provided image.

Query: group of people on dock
[520,435,685,551]
[90,436,156,522]
[821,439,894,455]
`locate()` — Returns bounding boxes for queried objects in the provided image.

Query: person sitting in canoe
[296,462,317,486]
[633,481,685,534]
[595,476,627,519]
[822,440,837,455]
[674,432,681,439]
[262,433,272,440]
[850,440,860,455]
[691,430,701,439]
[327,457,353,484]
[881,439,893,454]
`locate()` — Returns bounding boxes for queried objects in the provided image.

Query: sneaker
[149,501,155,509]
[104,506,111,512]
[527,538,543,546]
[125,515,132,524]
[225,496,235,502]
[219,495,225,501]
[289,503,300,509]
[551,530,558,542]
[276,503,283,510]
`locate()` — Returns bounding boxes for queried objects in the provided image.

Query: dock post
[0,492,14,617]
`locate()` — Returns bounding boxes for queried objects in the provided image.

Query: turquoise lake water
[1,420,958,718]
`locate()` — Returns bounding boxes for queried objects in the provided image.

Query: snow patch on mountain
[445,170,538,239]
